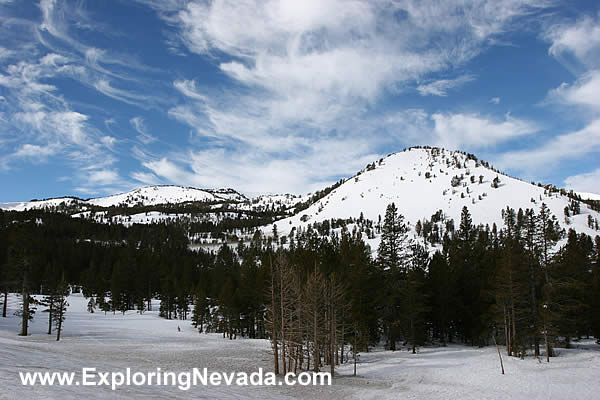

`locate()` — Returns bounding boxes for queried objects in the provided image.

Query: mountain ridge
[2,148,599,247]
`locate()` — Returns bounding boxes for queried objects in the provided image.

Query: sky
[0,0,599,202]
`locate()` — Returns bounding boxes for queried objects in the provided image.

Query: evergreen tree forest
[1,203,599,373]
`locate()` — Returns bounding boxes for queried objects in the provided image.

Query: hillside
[0,185,248,211]
[269,148,600,247]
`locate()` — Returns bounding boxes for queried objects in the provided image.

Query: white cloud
[0,48,123,175]
[138,142,380,194]
[100,135,117,150]
[138,0,551,192]
[548,70,600,112]
[130,116,157,144]
[135,109,538,193]
[13,143,57,160]
[73,187,99,195]
[564,168,600,194]
[0,46,15,60]
[546,14,600,69]
[130,171,162,185]
[87,169,120,186]
[417,75,475,97]
[544,15,600,112]
[13,110,90,147]
[173,80,207,101]
[94,80,151,108]
[35,0,164,105]
[0,0,166,193]
[490,97,501,104]
[431,112,539,150]
[497,119,600,170]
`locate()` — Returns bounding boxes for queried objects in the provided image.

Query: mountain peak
[270,147,599,247]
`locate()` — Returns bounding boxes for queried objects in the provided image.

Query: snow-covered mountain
[2,148,599,248]
[0,185,248,211]
[269,148,600,243]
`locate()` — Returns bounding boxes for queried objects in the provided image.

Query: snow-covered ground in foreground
[1,293,599,399]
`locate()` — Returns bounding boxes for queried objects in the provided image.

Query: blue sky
[1,0,599,201]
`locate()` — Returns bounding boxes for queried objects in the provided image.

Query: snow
[87,186,246,207]
[268,149,600,248]
[71,210,239,227]
[0,197,81,212]
[0,186,248,211]
[1,293,598,399]
[336,342,600,400]
[238,193,309,213]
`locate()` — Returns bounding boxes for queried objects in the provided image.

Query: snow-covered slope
[86,186,247,207]
[0,185,248,211]
[269,148,600,241]
[0,197,81,212]
[239,193,310,213]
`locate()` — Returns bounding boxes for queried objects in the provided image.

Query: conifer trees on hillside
[0,204,598,364]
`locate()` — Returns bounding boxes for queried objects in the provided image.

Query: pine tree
[17,253,37,337]
[427,251,455,345]
[552,230,592,346]
[495,207,529,357]
[266,253,280,374]
[98,294,110,315]
[41,292,59,335]
[523,208,542,356]
[192,286,210,333]
[53,273,70,341]
[377,203,410,272]
[377,203,410,350]
[536,203,563,361]
[401,243,430,353]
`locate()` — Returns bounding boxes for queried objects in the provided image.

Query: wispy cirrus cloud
[546,14,600,70]
[499,13,600,190]
[130,116,157,144]
[0,46,15,60]
[0,0,168,193]
[87,169,120,186]
[13,143,58,160]
[497,119,600,171]
[431,112,539,151]
[4,0,590,199]
[135,0,550,193]
[417,75,475,97]
[547,70,600,114]
[544,13,600,113]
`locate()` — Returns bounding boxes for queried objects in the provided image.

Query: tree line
[1,204,599,376]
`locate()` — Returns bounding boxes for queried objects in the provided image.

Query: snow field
[1,293,599,399]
